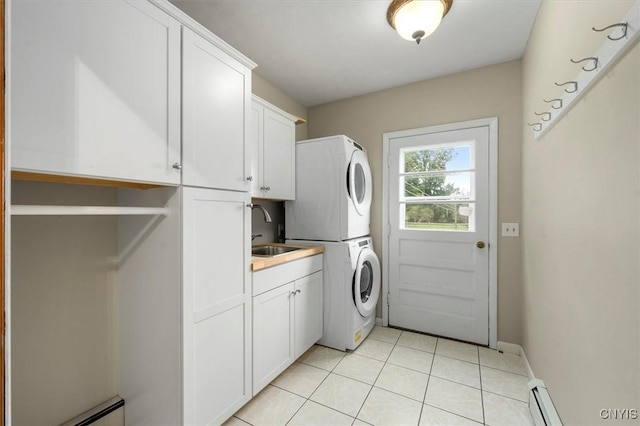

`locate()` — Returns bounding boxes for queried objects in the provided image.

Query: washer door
[347,150,372,217]
[353,247,381,317]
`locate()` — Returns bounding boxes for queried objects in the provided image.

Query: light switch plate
[502,222,520,237]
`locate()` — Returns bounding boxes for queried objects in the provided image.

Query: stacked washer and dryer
[286,135,381,351]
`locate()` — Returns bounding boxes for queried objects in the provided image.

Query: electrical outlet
[502,222,520,237]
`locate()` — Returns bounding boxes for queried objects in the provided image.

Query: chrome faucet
[251,233,263,241]
[251,204,272,223]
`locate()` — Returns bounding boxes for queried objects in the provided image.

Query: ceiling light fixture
[387,0,453,44]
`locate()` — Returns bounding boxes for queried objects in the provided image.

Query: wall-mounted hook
[527,122,542,131]
[570,56,599,72]
[554,81,578,93]
[534,112,552,122]
[543,98,563,109]
[592,22,628,41]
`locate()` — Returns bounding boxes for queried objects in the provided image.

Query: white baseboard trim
[497,341,521,355]
[520,346,535,380]
[496,341,535,380]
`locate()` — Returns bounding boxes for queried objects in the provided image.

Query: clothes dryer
[285,135,372,242]
[289,237,380,351]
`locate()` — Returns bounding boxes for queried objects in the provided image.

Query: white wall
[521,1,639,424]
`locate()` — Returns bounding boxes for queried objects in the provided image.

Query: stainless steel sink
[252,245,301,257]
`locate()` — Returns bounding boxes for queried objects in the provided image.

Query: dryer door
[348,150,373,216]
[353,247,381,317]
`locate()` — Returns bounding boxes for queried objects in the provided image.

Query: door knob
[172,163,182,170]
[476,241,486,249]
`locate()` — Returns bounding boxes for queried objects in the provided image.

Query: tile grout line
[478,346,486,426]
[284,348,349,426]
[253,330,528,426]
[417,336,440,425]
[351,334,399,423]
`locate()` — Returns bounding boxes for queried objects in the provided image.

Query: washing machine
[289,237,380,351]
[285,135,372,242]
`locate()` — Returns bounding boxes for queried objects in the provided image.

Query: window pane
[402,203,474,232]
[403,172,473,200]
[402,145,471,173]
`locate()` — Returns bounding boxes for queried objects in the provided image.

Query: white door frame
[382,117,498,349]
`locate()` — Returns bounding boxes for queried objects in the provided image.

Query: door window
[353,247,380,317]
[399,143,476,232]
[353,163,366,203]
[358,261,373,303]
[348,150,372,216]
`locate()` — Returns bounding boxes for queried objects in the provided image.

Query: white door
[182,187,251,425]
[182,27,251,190]
[386,122,493,345]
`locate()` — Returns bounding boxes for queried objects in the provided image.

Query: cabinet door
[182,187,251,425]
[10,0,181,184]
[249,103,264,196]
[263,107,296,200]
[182,27,251,191]
[252,283,295,395]
[294,271,324,358]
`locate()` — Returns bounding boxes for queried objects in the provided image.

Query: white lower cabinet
[293,273,324,358]
[253,282,295,393]
[252,255,323,395]
[182,187,251,425]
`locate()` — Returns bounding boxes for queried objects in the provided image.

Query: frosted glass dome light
[387,0,453,44]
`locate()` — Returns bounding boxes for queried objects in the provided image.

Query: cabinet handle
[246,176,253,181]
[296,289,301,294]
[291,291,297,296]
[172,163,182,170]
[265,186,271,191]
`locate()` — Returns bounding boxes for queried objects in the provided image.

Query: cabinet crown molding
[151,0,257,70]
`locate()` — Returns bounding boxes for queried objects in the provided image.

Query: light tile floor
[228,326,534,426]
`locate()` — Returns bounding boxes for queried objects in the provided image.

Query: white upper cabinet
[250,96,296,200]
[182,27,251,191]
[10,0,181,185]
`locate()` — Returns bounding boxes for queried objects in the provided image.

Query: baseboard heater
[60,396,125,426]
[529,379,562,426]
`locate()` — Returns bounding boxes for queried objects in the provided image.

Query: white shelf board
[11,205,169,216]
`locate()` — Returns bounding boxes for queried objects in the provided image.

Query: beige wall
[308,60,523,343]
[11,181,118,425]
[521,1,639,424]
[252,73,308,142]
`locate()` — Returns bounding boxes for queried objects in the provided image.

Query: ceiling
[170,0,542,107]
